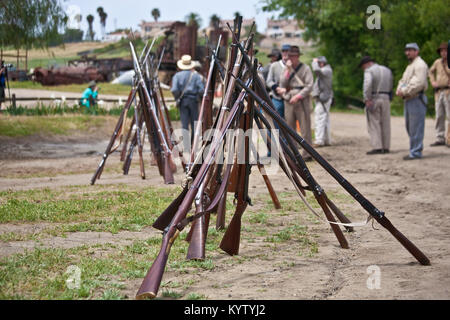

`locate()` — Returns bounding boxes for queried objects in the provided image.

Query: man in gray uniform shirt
[359,56,393,155]
[266,44,291,119]
[171,54,205,153]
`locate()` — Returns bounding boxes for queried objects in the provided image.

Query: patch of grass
[0,114,106,137]
[186,293,207,300]
[0,185,181,235]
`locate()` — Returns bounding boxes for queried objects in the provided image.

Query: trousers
[365,97,391,150]
[404,95,427,158]
[434,90,450,143]
[285,98,312,156]
[314,98,332,146]
[179,96,199,153]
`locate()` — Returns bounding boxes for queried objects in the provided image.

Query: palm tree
[185,12,202,28]
[209,14,221,29]
[86,14,95,41]
[97,7,107,39]
[151,8,160,22]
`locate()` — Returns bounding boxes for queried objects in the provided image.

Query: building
[103,31,129,42]
[139,20,177,39]
[259,19,312,50]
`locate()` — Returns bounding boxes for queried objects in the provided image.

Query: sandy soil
[0,112,449,300]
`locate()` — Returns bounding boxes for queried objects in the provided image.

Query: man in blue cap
[396,42,429,160]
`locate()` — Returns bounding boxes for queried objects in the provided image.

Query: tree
[151,8,161,22]
[86,14,95,41]
[0,0,67,49]
[97,7,107,40]
[209,14,221,29]
[185,12,202,29]
[261,0,450,107]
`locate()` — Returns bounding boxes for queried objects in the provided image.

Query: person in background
[171,54,205,153]
[266,44,291,120]
[311,56,333,147]
[80,80,99,113]
[0,61,6,110]
[396,43,429,160]
[428,42,450,147]
[261,48,281,84]
[359,56,393,155]
[278,45,314,161]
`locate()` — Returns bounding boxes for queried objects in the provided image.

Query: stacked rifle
[135,16,430,299]
[91,40,183,186]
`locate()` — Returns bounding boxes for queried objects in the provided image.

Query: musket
[90,87,137,185]
[189,34,222,171]
[134,103,146,179]
[234,76,430,266]
[130,42,175,184]
[219,59,257,256]
[136,83,251,299]
[120,115,135,162]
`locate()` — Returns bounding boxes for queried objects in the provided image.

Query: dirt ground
[0,112,449,300]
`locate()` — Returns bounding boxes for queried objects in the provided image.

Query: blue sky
[63,0,283,39]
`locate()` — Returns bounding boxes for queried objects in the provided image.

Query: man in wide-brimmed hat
[171,54,205,153]
[396,42,429,160]
[80,80,99,111]
[428,42,450,147]
[260,48,281,82]
[278,45,314,161]
[358,55,393,155]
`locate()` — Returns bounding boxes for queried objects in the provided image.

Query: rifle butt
[90,161,104,185]
[258,164,281,209]
[152,187,188,231]
[219,213,242,256]
[216,192,227,230]
[376,216,430,266]
[163,155,175,184]
[186,218,206,260]
[138,149,146,179]
[123,152,133,175]
[315,194,349,249]
[136,229,180,299]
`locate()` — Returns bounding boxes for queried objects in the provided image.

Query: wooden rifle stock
[120,116,135,162]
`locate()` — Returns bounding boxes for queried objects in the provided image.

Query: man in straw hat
[358,55,393,155]
[428,42,450,147]
[396,42,429,160]
[311,56,334,148]
[171,54,205,153]
[278,45,314,161]
[80,80,99,111]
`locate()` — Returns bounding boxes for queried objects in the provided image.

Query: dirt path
[0,112,449,299]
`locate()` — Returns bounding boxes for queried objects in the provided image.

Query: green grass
[0,184,333,299]
[0,114,107,137]
[0,107,180,136]
[0,185,181,233]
